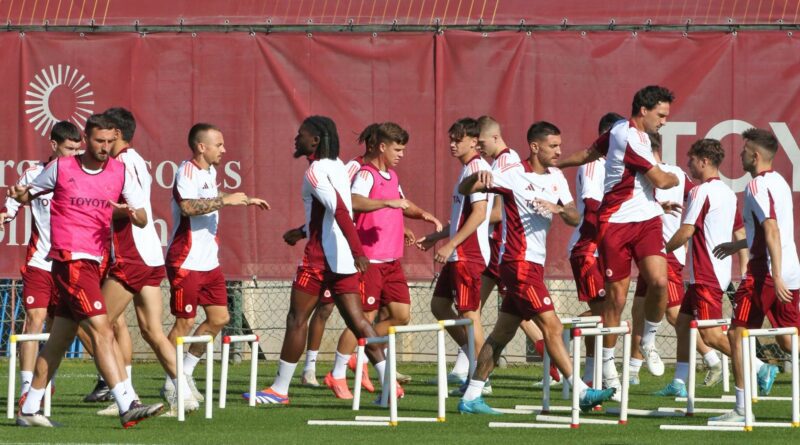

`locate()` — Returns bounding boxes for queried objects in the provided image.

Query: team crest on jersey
[93,301,102,310]
[367,296,376,306]
[185,304,193,313]
[26,296,34,305]
[323,290,332,298]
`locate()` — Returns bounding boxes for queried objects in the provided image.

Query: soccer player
[246,116,391,405]
[324,122,442,399]
[165,123,270,401]
[1,121,81,402]
[566,112,622,385]
[456,121,615,414]
[418,118,491,391]
[11,114,163,428]
[710,128,800,423]
[651,138,748,397]
[558,86,680,395]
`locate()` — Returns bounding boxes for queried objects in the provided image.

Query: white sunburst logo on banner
[24,64,95,136]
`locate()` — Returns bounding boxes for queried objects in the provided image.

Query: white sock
[123,378,139,401]
[183,353,201,376]
[171,378,192,399]
[304,350,319,372]
[165,375,173,388]
[674,362,689,384]
[569,374,590,398]
[582,357,595,382]
[20,371,33,396]
[125,365,132,380]
[21,386,45,415]
[374,360,386,385]
[735,386,745,412]
[602,348,617,376]
[112,382,135,414]
[641,319,661,347]
[332,352,349,379]
[463,379,486,402]
[703,351,721,367]
[752,357,765,374]
[452,346,469,375]
[629,358,643,374]
[271,360,298,395]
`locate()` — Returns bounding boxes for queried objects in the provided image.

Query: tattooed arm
[178,192,249,216]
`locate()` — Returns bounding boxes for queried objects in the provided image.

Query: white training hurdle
[176,335,214,422]
[686,318,731,415]
[219,334,259,409]
[6,333,52,419]
[541,316,603,413]
[309,319,475,427]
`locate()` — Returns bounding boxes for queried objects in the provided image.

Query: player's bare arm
[283,225,306,246]
[556,146,602,169]
[712,239,748,259]
[733,228,749,278]
[108,201,147,228]
[488,195,503,224]
[534,199,580,226]
[457,171,493,195]
[415,224,450,251]
[434,200,488,263]
[763,218,792,302]
[351,194,409,212]
[7,184,33,204]
[666,223,695,253]
[644,165,679,189]
[660,200,683,217]
[402,200,443,232]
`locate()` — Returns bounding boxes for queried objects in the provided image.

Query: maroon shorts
[21,265,57,310]
[599,217,665,282]
[109,262,166,294]
[360,261,410,312]
[499,261,554,320]
[51,260,108,321]
[433,261,484,312]
[680,283,724,320]
[634,255,684,308]
[569,254,605,302]
[732,273,800,329]
[168,267,227,318]
[292,266,361,299]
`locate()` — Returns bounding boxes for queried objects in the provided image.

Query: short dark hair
[742,128,779,155]
[187,123,221,152]
[448,118,480,141]
[103,107,136,143]
[649,132,662,152]
[50,121,81,144]
[84,114,116,137]
[303,115,340,160]
[598,112,625,135]
[358,122,409,151]
[688,138,725,167]
[526,121,561,144]
[631,85,675,117]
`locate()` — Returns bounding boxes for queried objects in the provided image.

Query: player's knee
[392,312,411,326]
[24,314,46,332]
[317,304,334,320]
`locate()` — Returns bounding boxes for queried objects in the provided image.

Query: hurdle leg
[388,329,398,426]
[466,322,476,380]
[742,332,753,431]
[570,330,582,428]
[722,353,730,393]
[206,341,213,419]
[7,337,16,419]
[620,329,630,424]
[177,340,185,422]
[249,339,259,408]
[749,336,758,404]
[687,323,697,416]
[219,341,230,409]
[542,348,551,412]
[593,323,603,390]
[792,332,799,427]
[43,380,51,417]
[353,343,366,410]
[437,327,446,422]
[562,329,570,400]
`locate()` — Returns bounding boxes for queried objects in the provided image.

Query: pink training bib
[354,164,405,260]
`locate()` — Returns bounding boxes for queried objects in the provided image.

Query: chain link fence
[1,277,789,367]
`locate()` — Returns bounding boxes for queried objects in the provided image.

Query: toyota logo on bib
[367,296,376,306]
[93,301,102,310]
[26,296,34,305]
[185,304,193,313]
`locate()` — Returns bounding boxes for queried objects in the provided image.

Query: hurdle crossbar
[219,334,259,409]
[687,319,731,415]
[176,335,214,422]
[6,334,52,419]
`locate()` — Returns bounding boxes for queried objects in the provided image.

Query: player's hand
[476,170,494,189]
[660,201,683,217]
[533,199,559,217]
[354,255,370,274]
[713,242,737,259]
[774,276,793,303]
[386,199,410,210]
[7,185,31,201]
[404,227,416,246]
[108,200,136,217]
[415,235,437,251]
[0,212,7,231]
[434,242,455,264]
[283,228,305,246]
[246,197,271,210]
[422,212,443,232]
[222,192,249,206]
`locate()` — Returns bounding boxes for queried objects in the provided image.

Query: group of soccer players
[4,83,799,427]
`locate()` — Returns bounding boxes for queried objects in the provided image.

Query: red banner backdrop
[3,0,799,26]
[1,31,799,279]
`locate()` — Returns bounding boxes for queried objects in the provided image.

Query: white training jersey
[742,170,800,289]
[166,160,220,271]
[489,163,574,266]
[682,178,742,290]
[489,148,522,242]
[596,120,663,224]
[657,163,693,266]
[567,158,606,255]
[301,158,359,274]
[344,156,364,182]
[2,163,52,271]
[447,155,492,265]
[350,169,404,198]
[111,148,164,267]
